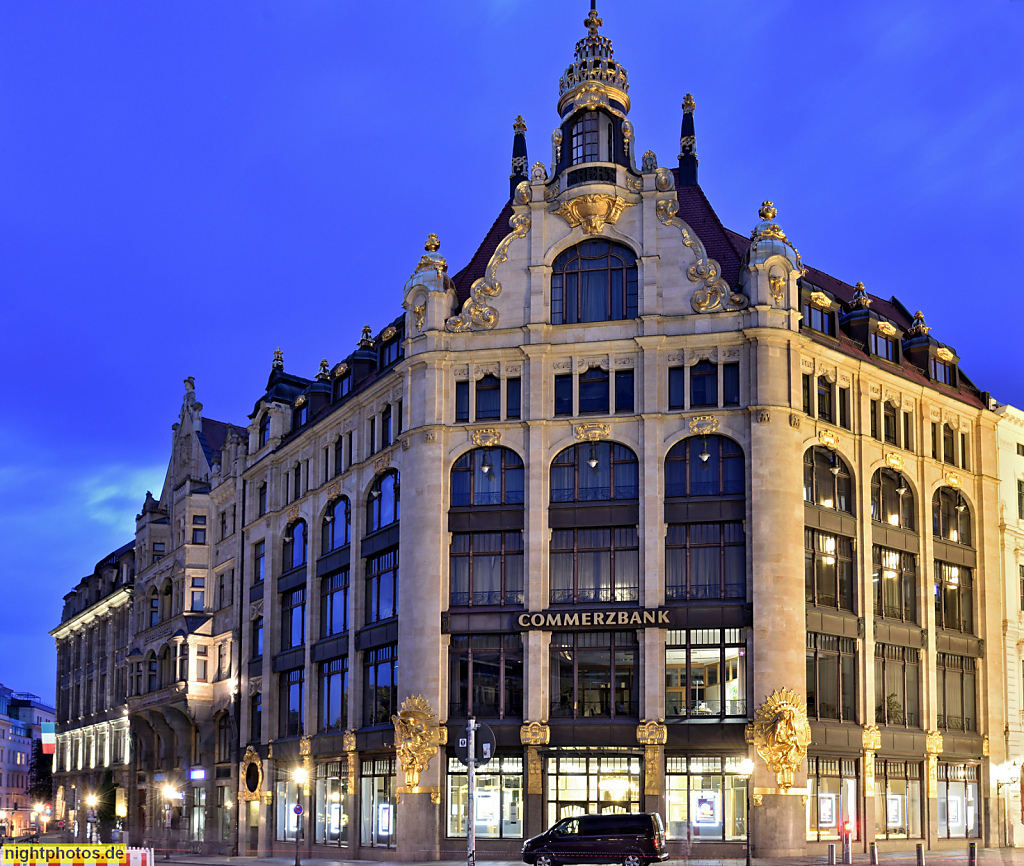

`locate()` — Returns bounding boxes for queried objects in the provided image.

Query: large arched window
[321,498,351,555]
[283,520,307,571]
[665,436,744,498]
[551,241,638,325]
[550,442,638,503]
[932,488,971,546]
[368,471,400,532]
[803,447,854,514]
[870,469,915,530]
[259,413,271,448]
[451,448,524,507]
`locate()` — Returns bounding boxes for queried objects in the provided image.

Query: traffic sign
[455,722,495,767]
[293,804,303,815]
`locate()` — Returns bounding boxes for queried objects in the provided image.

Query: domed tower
[550,3,637,185]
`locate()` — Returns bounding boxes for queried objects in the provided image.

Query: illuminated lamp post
[292,767,309,866]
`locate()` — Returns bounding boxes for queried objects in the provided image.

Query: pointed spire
[509,115,529,199]
[678,93,698,186]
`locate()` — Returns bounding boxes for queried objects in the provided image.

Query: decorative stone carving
[885,453,905,472]
[944,472,962,489]
[240,746,264,802]
[392,695,447,789]
[688,415,720,435]
[520,721,551,746]
[654,167,674,191]
[877,321,897,338]
[424,431,437,443]
[287,505,300,523]
[327,482,341,500]
[514,180,531,205]
[554,194,634,235]
[530,161,547,183]
[768,273,786,306]
[249,601,263,621]
[248,676,261,697]
[342,730,356,752]
[757,409,771,424]
[641,150,657,172]
[790,414,801,429]
[574,422,611,441]
[644,745,662,796]
[472,429,502,447]
[936,347,954,362]
[862,725,881,751]
[447,214,531,332]
[636,719,667,745]
[413,304,425,331]
[925,730,944,755]
[527,746,543,795]
[809,291,831,309]
[818,429,840,450]
[625,175,643,192]
[374,453,391,473]
[746,688,812,792]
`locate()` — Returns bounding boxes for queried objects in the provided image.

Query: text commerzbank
[517,609,672,629]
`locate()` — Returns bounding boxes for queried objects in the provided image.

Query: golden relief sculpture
[412,304,426,331]
[983,735,990,757]
[381,326,397,342]
[655,198,746,314]
[574,422,611,441]
[877,321,897,338]
[907,311,931,336]
[636,719,667,745]
[809,291,831,310]
[644,746,662,796]
[240,746,264,802]
[447,214,531,333]
[768,273,786,306]
[392,695,447,789]
[944,472,962,489]
[317,359,330,381]
[936,347,954,362]
[818,429,841,450]
[688,415,720,435]
[342,729,357,752]
[520,721,551,746]
[472,429,502,447]
[553,194,634,235]
[294,395,306,407]
[747,688,812,792]
[885,453,905,472]
[514,181,532,205]
[286,505,300,523]
[332,361,349,378]
[527,747,543,795]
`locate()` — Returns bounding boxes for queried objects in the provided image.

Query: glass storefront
[275,776,302,842]
[805,758,859,841]
[937,763,979,839]
[874,760,922,839]
[547,751,641,826]
[360,757,396,849]
[665,755,747,842]
[314,761,349,846]
[446,756,523,838]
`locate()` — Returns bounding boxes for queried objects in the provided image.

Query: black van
[522,813,668,866]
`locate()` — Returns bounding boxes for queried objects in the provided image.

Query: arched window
[368,471,400,532]
[551,241,638,324]
[803,447,854,514]
[321,498,351,555]
[870,469,915,530]
[283,520,307,571]
[932,488,971,546]
[451,448,524,507]
[550,442,638,503]
[259,413,271,448]
[665,436,744,498]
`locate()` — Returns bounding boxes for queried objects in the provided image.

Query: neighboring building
[0,685,54,837]
[50,542,134,841]
[55,5,1012,859]
[995,404,1024,846]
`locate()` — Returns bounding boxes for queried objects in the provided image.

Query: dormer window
[335,373,351,400]
[801,298,835,336]
[870,331,897,362]
[931,358,954,386]
[571,111,601,164]
[259,413,271,448]
[379,329,402,368]
[294,400,307,427]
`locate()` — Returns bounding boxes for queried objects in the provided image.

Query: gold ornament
[574,422,611,441]
[392,695,447,789]
[553,194,634,235]
[472,429,502,447]
[636,720,667,745]
[747,688,812,792]
[520,722,551,746]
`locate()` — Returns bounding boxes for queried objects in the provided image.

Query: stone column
[747,333,810,857]
[637,720,667,817]
[521,723,550,841]
[862,725,880,850]
[925,730,942,850]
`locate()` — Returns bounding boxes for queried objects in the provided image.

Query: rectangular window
[870,331,897,362]
[313,762,349,846]
[220,511,228,541]
[690,361,717,408]
[381,404,392,447]
[321,569,349,637]
[666,523,746,601]
[279,668,304,738]
[665,628,747,719]
[550,526,639,604]
[360,757,396,848]
[190,577,205,612]
[669,367,686,411]
[450,532,524,606]
[549,630,638,719]
[334,436,345,476]
[254,540,265,585]
[931,422,939,459]
[943,425,956,465]
[884,403,898,446]
[363,645,398,726]
[802,302,835,336]
[195,646,207,682]
[192,528,206,545]
[806,758,861,843]
[446,756,523,839]
[931,358,954,386]
[152,542,165,565]
[614,370,634,413]
[873,760,923,840]
[935,656,976,733]
[802,374,813,416]
[872,546,917,622]
[396,399,403,435]
[934,562,973,633]
[554,374,573,416]
[1018,443,1024,457]
[804,529,855,611]
[368,418,376,456]
[870,400,880,440]
[838,388,850,429]
[1019,565,1024,611]
[960,433,969,470]
[806,633,857,722]
[506,377,521,419]
[251,617,263,658]
[817,377,834,423]
[282,588,306,649]
[366,548,399,623]
[936,763,979,838]
[475,375,501,420]
[455,380,469,422]
[723,363,739,406]
[448,634,523,719]
[874,644,920,728]
[319,656,348,733]
[258,483,267,516]
[664,756,749,843]
[1019,483,1024,521]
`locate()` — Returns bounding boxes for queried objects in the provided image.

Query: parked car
[522,812,668,866]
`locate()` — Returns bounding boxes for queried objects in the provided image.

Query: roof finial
[584,6,602,36]
[513,115,527,134]
[678,93,698,185]
[359,325,374,349]
[317,359,330,381]
[759,201,777,221]
[851,282,872,308]
[425,233,440,252]
[509,116,529,199]
[273,348,284,370]
[907,311,931,336]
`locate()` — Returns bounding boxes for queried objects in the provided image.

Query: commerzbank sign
[516,608,673,630]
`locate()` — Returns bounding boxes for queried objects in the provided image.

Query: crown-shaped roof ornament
[272,348,284,370]
[513,115,527,134]
[851,282,872,308]
[317,359,330,381]
[557,3,629,117]
[359,325,374,349]
[424,233,440,252]
[759,201,777,221]
[682,93,695,115]
[907,310,931,336]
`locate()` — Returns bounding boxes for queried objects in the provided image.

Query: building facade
[55,6,1014,859]
[0,685,53,838]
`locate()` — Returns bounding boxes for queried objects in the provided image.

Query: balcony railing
[666,698,747,718]
[937,714,974,732]
[666,583,744,601]
[549,699,637,719]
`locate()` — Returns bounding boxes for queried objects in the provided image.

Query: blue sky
[1,0,1022,700]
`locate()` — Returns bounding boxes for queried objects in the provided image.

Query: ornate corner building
[53,6,1022,859]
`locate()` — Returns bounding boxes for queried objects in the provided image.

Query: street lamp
[162,785,177,860]
[738,758,754,866]
[292,767,308,866]
[35,804,48,836]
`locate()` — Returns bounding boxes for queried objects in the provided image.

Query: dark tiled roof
[452,202,515,304]
[197,418,244,467]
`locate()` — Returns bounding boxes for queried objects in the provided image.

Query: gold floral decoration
[689,415,720,435]
[472,429,502,447]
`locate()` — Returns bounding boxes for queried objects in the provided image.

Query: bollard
[827,842,836,865]
[968,841,977,866]
[870,841,879,865]
[916,841,926,866]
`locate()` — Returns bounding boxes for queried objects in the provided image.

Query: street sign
[455,722,495,767]
[293,804,303,815]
